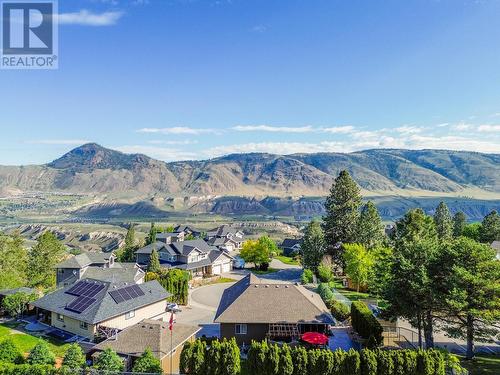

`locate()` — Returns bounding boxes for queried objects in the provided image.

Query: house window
[80,321,88,330]
[235,324,247,335]
[125,310,135,320]
[57,314,64,322]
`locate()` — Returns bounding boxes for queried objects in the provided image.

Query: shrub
[132,348,162,374]
[344,349,361,375]
[329,300,350,322]
[301,269,314,284]
[351,301,383,345]
[27,341,55,366]
[317,263,334,282]
[0,362,56,375]
[317,283,334,302]
[62,343,85,369]
[360,349,377,375]
[291,346,308,375]
[0,339,24,364]
[180,342,192,374]
[93,348,124,372]
[278,344,293,375]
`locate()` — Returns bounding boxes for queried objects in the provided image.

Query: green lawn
[459,355,500,375]
[338,289,371,301]
[251,268,279,275]
[0,323,70,357]
[211,277,237,284]
[274,255,300,265]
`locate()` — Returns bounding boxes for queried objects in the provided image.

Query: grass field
[0,323,69,358]
[459,355,500,375]
[274,255,300,265]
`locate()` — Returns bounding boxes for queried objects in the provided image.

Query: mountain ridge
[0,143,499,198]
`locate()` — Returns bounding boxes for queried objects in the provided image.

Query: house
[55,252,116,287]
[206,225,245,250]
[156,231,185,244]
[32,278,170,340]
[279,238,302,256]
[214,274,334,346]
[92,319,200,374]
[135,239,233,277]
[207,236,240,253]
[173,225,201,238]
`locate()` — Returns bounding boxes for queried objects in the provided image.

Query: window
[125,310,135,320]
[57,314,64,322]
[235,324,247,335]
[80,321,88,330]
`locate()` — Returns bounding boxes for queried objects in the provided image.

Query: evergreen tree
[437,237,500,360]
[452,211,467,238]
[220,338,240,375]
[301,221,325,272]
[27,231,65,289]
[0,338,24,364]
[370,246,393,299]
[132,348,162,374]
[357,201,384,249]
[145,222,157,246]
[463,223,482,241]
[188,339,206,375]
[323,170,362,265]
[62,343,86,369]
[93,348,124,372]
[0,232,28,290]
[291,346,308,375]
[148,248,161,274]
[180,342,192,374]
[479,210,500,244]
[433,202,453,241]
[27,340,56,365]
[278,344,293,375]
[118,223,138,262]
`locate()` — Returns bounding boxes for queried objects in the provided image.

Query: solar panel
[66,280,105,298]
[65,296,96,313]
[109,285,145,304]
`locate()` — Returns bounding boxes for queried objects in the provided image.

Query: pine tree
[479,210,500,243]
[27,340,56,365]
[278,344,293,375]
[145,222,157,246]
[118,223,137,262]
[357,201,384,249]
[27,231,65,289]
[323,170,362,265]
[0,338,24,364]
[132,348,162,374]
[93,348,124,372]
[62,343,85,369]
[148,248,161,274]
[433,202,453,241]
[301,221,325,272]
[452,211,467,238]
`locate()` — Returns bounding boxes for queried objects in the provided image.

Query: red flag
[169,312,174,331]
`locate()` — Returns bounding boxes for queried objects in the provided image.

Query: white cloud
[453,122,472,131]
[138,127,217,135]
[395,125,424,134]
[322,126,355,134]
[57,10,124,26]
[26,139,90,145]
[147,140,198,145]
[232,125,314,133]
[114,145,197,161]
[477,124,500,133]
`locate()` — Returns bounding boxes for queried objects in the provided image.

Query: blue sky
[1,0,499,165]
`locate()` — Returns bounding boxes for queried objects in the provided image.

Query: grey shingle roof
[32,279,169,324]
[214,274,334,325]
[82,267,144,284]
[136,239,217,257]
[281,238,302,248]
[93,319,200,358]
[56,252,113,269]
[135,241,170,255]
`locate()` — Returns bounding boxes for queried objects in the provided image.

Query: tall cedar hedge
[180,340,447,375]
[351,301,383,345]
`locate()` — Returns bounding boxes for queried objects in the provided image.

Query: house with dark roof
[32,279,170,340]
[279,238,302,256]
[135,239,233,277]
[214,274,334,345]
[156,231,185,244]
[55,252,116,287]
[92,319,200,373]
[173,225,201,238]
[205,225,245,251]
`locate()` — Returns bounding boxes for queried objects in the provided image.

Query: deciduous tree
[0,232,27,290]
[1,291,37,319]
[343,243,374,292]
[27,231,65,289]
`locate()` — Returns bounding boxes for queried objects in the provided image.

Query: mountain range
[1,143,499,198]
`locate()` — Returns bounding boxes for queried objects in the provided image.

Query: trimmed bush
[317,283,334,302]
[317,263,334,282]
[0,339,24,364]
[0,362,56,375]
[329,299,350,321]
[301,269,314,284]
[361,349,377,375]
[351,301,383,345]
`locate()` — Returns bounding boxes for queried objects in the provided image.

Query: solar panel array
[109,285,145,304]
[66,280,105,297]
[65,296,96,313]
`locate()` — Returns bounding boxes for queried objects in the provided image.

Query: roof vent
[285,285,289,288]
[275,285,279,288]
[254,285,258,288]
[265,285,269,288]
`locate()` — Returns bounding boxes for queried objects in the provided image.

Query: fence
[381,324,421,349]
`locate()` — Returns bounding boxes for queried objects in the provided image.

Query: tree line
[300,170,500,360]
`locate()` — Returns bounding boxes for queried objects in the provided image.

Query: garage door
[222,262,231,273]
[212,265,222,275]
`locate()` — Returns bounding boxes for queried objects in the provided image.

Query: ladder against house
[267,323,299,340]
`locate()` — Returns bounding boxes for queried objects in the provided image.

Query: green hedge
[0,362,57,375]
[301,269,314,284]
[180,338,240,375]
[317,283,335,302]
[351,301,383,345]
[245,344,447,375]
